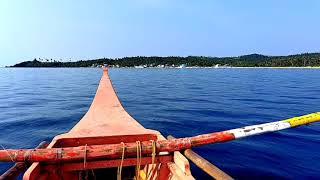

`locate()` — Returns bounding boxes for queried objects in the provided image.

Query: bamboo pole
[167,135,233,180]
[0,112,319,163]
[0,141,48,179]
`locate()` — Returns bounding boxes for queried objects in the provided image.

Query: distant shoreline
[9,53,320,68]
[4,66,320,69]
[228,66,320,69]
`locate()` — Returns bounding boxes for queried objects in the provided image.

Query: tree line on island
[11,53,320,68]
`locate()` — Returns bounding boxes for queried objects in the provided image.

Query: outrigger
[1,68,320,180]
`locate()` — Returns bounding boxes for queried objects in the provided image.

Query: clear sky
[0,0,320,66]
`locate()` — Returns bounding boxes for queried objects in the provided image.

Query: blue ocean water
[0,68,319,179]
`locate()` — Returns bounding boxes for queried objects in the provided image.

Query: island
[10,53,320,68]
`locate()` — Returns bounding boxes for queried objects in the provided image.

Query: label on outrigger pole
[227,112,320,139]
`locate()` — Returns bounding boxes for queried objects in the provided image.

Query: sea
[0,68,319,179]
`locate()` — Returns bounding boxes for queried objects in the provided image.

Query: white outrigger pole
[227,112,320,139]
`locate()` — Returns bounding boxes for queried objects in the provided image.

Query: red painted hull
[23,68,194,180]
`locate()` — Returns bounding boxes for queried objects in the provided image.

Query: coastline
[228,66,320,69]
[4,66,320,69]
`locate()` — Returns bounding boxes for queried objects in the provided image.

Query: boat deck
[23,68,193,180]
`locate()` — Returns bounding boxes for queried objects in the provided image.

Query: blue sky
[0,0,320,66]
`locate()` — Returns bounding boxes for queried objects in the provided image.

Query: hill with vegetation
[10,53,320,68]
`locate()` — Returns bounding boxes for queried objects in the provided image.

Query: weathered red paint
[20,68,193,180]
[168,135,233,179]
[0,132,235,163]
[0,141,48,179]
[46,155,173,172]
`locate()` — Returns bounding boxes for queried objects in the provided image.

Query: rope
[117,142,125,180]
[147,140,157,179]
[83,144,87,169]
[135,141,142,180]
[151,140,156,165]
[0,145,15,162]
[24,149,32,162]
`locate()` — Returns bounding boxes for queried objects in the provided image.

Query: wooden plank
[168,135,233,180]
[167,163,194,180]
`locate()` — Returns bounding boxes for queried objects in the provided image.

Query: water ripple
[0,68,320,179]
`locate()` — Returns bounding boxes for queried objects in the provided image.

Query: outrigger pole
[0,112,319,163]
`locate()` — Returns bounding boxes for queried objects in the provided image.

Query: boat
[1,68,320,180]
[177,64,186,68]
[7,68,199,180]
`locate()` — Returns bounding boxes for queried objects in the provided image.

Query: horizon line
[17,51,320,63]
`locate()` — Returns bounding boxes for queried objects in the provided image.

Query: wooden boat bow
[68,68,158,137]
[21,68,194,180]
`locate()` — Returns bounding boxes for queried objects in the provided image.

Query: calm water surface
[0,68,319,179]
